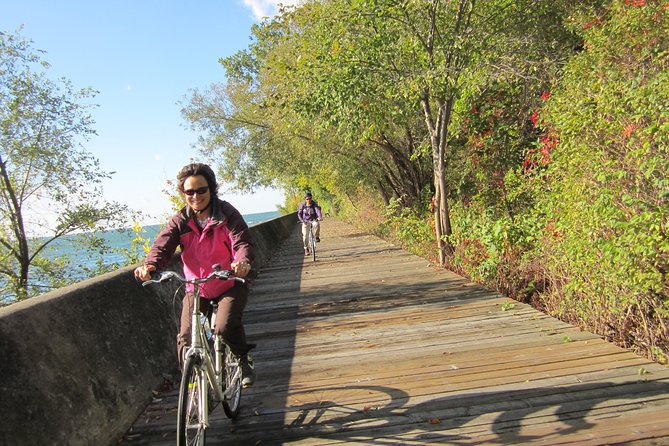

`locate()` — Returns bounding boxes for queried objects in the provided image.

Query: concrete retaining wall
[0,212,296,446]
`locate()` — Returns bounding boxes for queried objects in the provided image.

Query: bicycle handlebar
[142,267,255,287]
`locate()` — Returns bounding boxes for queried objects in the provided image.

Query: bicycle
[142,265,249,446]
[301,220,317,262]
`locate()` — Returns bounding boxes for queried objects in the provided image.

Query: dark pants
[177,283,251,359]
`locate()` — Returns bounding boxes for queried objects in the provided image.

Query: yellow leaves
[331,40,340,54]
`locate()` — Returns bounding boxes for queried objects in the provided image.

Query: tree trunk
[0,155,30,299]
[421,96,444,264]
[421,94,455,265]
[437,98,454,256]
[377,180,391,206]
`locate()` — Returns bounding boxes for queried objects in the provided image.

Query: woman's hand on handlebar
[231,260,252,279]
[134,264,156,282]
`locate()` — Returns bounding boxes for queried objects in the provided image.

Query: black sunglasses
[184,186,209,196]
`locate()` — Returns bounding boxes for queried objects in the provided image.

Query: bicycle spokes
[223,350,242,418]
[178,357,207,446]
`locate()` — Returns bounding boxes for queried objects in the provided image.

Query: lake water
[46,209,282,271]
[1,210,281,304]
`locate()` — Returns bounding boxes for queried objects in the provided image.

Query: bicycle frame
[187,295,219,422]
[304,220,317,261]
[186,290,241,411]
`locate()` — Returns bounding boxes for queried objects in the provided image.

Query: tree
[0,29,130,301]
[182,2,434,210]
[252,0,584,264]
[184,0,590,266]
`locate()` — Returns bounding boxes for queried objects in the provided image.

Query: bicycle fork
[186,316,223,430]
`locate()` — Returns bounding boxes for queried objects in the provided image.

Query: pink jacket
[144,199,255,298]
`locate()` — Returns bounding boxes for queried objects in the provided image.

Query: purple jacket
[144,199,255,298]
[298,202,322,222]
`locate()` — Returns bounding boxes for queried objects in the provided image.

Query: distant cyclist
[297,192,323,256]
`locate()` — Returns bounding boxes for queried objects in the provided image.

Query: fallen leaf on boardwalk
[428,418,441,424]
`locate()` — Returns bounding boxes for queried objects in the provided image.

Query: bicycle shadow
[282,379,669,444]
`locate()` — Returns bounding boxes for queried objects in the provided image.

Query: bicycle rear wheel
[177,355,206,446]
[223,347,242,418]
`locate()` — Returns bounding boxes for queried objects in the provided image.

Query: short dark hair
[176,163,219,199]
[304,192,312,198]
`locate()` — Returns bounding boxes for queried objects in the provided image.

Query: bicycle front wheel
[222,347,242,418]
[310,231,316,262]
[177,355,206,446]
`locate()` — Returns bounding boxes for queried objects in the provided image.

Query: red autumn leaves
[523,91,558,173]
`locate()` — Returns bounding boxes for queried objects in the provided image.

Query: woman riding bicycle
[133,163,256,387]
[297,192,323,256]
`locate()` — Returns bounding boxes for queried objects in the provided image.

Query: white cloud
[241,0,301,21]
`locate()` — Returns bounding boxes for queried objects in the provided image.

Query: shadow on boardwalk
[121,219,669,445]
[278,379,669,445]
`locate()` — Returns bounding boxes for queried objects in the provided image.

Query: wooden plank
[119,219,669,445]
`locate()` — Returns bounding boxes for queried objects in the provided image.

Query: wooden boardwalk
[121,219,669,445]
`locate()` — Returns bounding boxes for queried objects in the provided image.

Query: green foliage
[183,1,434,208]
[501,301,516,311]
[439,0,667,361]
[529,0,669,357]
[377,197,436,261]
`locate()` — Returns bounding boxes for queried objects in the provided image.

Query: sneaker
[304,248,310,256]
[316,237,320,242]
[240,354,256,388]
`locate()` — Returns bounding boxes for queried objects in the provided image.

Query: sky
[1,0,298,226]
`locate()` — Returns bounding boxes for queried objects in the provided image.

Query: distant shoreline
[37,210,282,275]
[2,210,283,304]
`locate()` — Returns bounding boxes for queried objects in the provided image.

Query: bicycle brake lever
[141,271,159,287]
[159,271,176,281]
[212,270,232,280]
[144,271,175,285]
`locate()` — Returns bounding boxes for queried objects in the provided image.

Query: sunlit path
[121,219,669,445]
